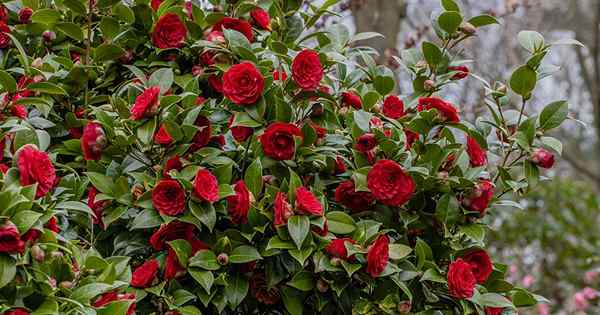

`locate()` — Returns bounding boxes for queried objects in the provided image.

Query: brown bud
[59,281,73,289]
[131,184,144,200]
[330,257,342,266]
[31,245,45,262]
[459,22,476,35]
[217,253,229,265]
[398,301,411,314]
[310,103,324,117]
[423,79,436,91]
[31,58,44,69]
[50,251,63,259]
[43,30,56,43]
[316,279,329,293]
[415,60,428,69]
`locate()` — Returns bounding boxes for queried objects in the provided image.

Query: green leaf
[224,273,248,308]
[0,70,17,93]
[460,224,486,242]
[28,82,67,95]
[130,209,163,229]
[0,254,16,289]
[471,292,515,308]
[438,11,463,34]
[96,0,121,8]
[71,283,114,302]
[244,158,263,198]
[539,100,568,130]
[468,15,499,27]
[288,215,310,249]
[55,201,94,216]
[373,75,395,95]
[422,41,442,66]
[96,300,135,315]
[326,211,356,234]
[137,117,156,144]
[63,0,87,15]
[353,110,372,132]
[95,43,125,62]
[189,202,216,232]
[441,0,460,11]
[223,28,252,56]
[388,244,412,260]
[169,239,192,267]
[551,38,584,47]
[189,250,220,271]
[56,22,84,41]
[100,17,121,40]
[518,30,545,53]
[31,9,61,24]
[509,65,537,97]
[113,2,135,24]
[86,172,115,195]
[281,286,303,315]
[189,268,213,293]
[540,136,562,155]
[229,245,262,263]
[349,32,384,44]
[421,268,446,283]
[287,271,314,291]
[148,68,174,94]
[11,210,42,233]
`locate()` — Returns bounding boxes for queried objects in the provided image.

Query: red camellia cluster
[447,250,494,299]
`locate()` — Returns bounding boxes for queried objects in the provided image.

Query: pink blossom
[574,292,589,311]
[585,270,599,284]
[522,275,535,287]
[537,303,549,315]
[582,287,598,299]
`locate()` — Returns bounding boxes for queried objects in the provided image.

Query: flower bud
[316,279,329,292]
[119,50,134,64]
[19,7,33,24]
[192,65,204,77]
[59,280,73,289]
[43,30,56,43]
[423,79,436,91]
[262,175,275,185]
[398,301,411,314]
[530,148,555,169]
[310,103,324,117]
[50,250,63,259]
[330,257,342,266]
[31,245,45,262]
[217,253,229,265]
[459,22,476,35]
[131,184,144,200]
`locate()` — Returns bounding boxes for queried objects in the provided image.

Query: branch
[562,151,600,185]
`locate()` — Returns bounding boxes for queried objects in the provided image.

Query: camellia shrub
[0,0,578,314]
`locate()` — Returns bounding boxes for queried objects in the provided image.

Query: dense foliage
[0,0,578,314]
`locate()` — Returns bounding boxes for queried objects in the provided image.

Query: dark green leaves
[0,255,16,289]
[509,65,537,97]
[56,22,84,41]
[441,0,460,11]
[539,101,568,130]
[225,274,248,308]
[468,15,499,27]
[189,250,220,271]
[0,70,17,93]
[288,215,310,249]
[244,158,263,198]
[326,211,356,234]
[438,11,462,34]
[31,9,61,24]
[229,245,262,263]
[422,41,442,66]
[95,44,125,62]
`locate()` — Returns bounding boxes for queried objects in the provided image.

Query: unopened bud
[31,245,45,262]
[32,58,44,69]
[50,250,63,259]
[330,257,342,266]
[43,30,56,43]
[217,253,229,265]
[423,79,436,91]
[316,279,329,292]
[459,22,476,35]
[310,103,324,117]
[398,301,411,314]
[119,50,134,64]
[415,60,428,69]
[59,281,73,289]
[132,185,144,200]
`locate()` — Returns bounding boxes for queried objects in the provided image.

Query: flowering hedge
[0,0,577,314]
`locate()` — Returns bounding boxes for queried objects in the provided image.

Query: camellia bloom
[295,187,323,216]
[341,91,362,109]
[152,13,187,49]
[250,273,280,305]
[193,169,219,203]
[417,97,460,123]
[531,148,555,169]
[463,249,493,284]
[367,159,415,207]
[484,307,504,315]
[227,180,251,224]
[447,258,477,299]
[131,86,160,120]
[154,124,174,145]
[273,192,293,226]
[222,62,264,105]
[292,49,323,90]
[11,105,27,119]
[404,129,419,150]
[334,155,346,174]
[250,8,271,30]
[45,217,60,233]
[0,221,25,254]
[163,155,183,178]
[81,122,106,161]
[366,234,389,277]
[18,7,33,24]
[325,237,356,261]
[4,308,30,315]
[208,75,223,93]
[92,292,136,315]
[334,180,375,212]
[0,22,10,49]
[149,221,196,251]
[88,187,109,226]
[466,136,487,167]
[382,95,405,119]
[150,0,162,11]
[259,122,303,160]
[17,145,56,198]
[448,65,469,80]
[189,115,211,152]
[356,133,377,152]
[212,17,253,42]
[131,259,159,288]
[463,180,494,215]
[152,179,186,216]
[0,4,7,23]
[228,115,253,142]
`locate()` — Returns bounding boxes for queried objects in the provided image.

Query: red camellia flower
[154,124,174,145]
[45,217,60,233]
[463,249,493,284]
[259,122,302,160]
[17,145,56,198]
[81,122,106,161]
[150,0,162,11]
[325,237,356,261]
[227,180,251,224]
[0,221,25,254]
[334,155,346,174]
[341,91,362,109]
[334,180,375,212]
[250,8,271,30]
[10,105,27,119]
[295,187,323,216]
[4,308,30,315]
[531,148,555,169]
[131,86,160,120]
[228,115,253,142]
[447,258,477,299]
[152,13,187,49]
[212,17,253,42]
[356,133,377,152]
[404,129,419,150]
[152,179,186,216]
[367,159,415,207]
[366,234,389,277]
[485,307,504,315]
[463,180,494,215]
[131,259,159,288]
[417,97,460,123]
[88,187,109,226]
[92,292,136,315]
[466,136,487,167]
[0,4,7,23]
[382,95,405,119]
[222,62,264,105]
[0,22,11,49]
[193,169,219,203]
[164,238,208,280]
[273,192,293,226]
[163,155,183,178]
[149,221,196,251]
[448,65,469,80]
[189,115,211,152]
[19,7,33,24]
[208,75,223,93]
[292,49,323,90]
